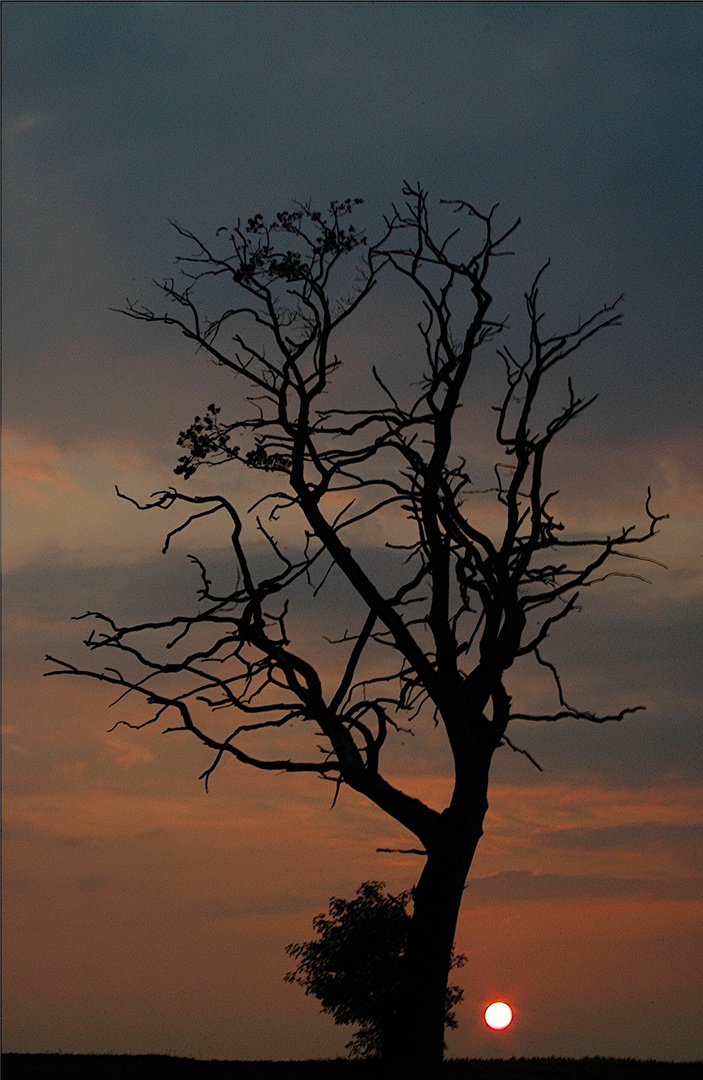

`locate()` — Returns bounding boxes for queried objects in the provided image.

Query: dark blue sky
[4,1,703,442]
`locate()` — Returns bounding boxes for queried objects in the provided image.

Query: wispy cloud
[1,429,174,571]
[462,868,702,904]
[2,110,39,139]
[2,430,78,502]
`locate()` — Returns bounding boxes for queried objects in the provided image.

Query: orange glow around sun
[484,1001,513,1030]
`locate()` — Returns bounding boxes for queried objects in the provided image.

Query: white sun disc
[484,1001,513,1029]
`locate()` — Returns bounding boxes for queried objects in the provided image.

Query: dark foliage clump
[285,882,464,1058]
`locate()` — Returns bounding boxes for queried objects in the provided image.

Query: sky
[2,0,703,1063]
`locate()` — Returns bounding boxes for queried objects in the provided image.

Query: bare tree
[47,186,666,1070]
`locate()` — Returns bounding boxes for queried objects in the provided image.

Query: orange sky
[3,656,702,1059]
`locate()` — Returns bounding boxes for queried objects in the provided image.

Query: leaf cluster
[175,404,291,478]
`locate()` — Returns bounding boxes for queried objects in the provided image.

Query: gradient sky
[2,1,702,1063]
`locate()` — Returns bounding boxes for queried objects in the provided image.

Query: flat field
[2,1057,701,1080]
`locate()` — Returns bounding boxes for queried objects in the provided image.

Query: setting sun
[484,1002,513,1030]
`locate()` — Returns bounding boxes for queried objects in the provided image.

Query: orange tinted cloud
[2,430,78,502]
[1,429,175,570]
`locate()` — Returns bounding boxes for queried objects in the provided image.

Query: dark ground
[2,1056,701,1080]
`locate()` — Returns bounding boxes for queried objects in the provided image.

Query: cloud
[2,430,78,502]
[1,430,178,571]
[101,738,156,769]
[2,110,38,139]
[552,425,703,536]
[487,779,703,830]
[462,868,703,905]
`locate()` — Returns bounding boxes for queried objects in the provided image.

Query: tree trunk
[383,808,487,1071]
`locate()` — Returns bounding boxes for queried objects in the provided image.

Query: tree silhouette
[285,880,465,1059]
[47,186,666,1070]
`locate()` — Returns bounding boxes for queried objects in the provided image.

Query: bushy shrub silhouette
[285,881,464,1057]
